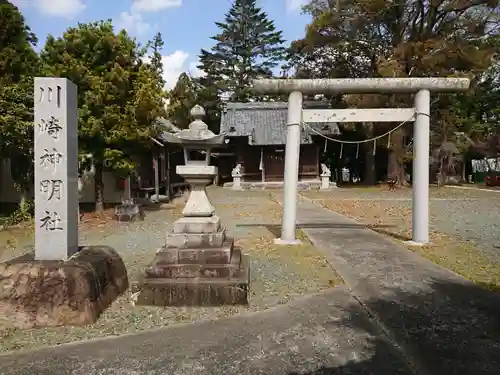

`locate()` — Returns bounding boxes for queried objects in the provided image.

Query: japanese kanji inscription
[34,78,79,261]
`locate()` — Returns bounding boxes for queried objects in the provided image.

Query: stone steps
[157,238,236,264]
[165,229,227,248]
[145,248,244,279]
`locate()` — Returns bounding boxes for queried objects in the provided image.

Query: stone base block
[145,262,243,278]
[166,229,226,248]
[135,255,250,306]
[404,240,428,247]
[156,238,235,264]
[173,215,221,234]
[114,203,144,222]
[274,238,303,246]
[0,246,129,329]
[145,247,243,278]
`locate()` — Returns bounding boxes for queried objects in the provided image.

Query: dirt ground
[0,188,341,353]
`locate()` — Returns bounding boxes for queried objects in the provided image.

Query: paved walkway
[286,193,500,375]
[1,192,499,374]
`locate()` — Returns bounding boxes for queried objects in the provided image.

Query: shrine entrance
[252,78,470,246]
[263,147,284,182]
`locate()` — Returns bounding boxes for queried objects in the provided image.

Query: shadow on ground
[288,278,500,375]
[139,202,166,212]
[0,276,499,374]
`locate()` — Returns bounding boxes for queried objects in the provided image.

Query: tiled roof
[220,102,340,145]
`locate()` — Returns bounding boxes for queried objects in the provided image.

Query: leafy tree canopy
[40,21,166,210]
[0,0,40,192]
[41,21,166,162]
[287,0,500,183]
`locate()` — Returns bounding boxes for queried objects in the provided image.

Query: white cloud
[113,0,182,37]
[12,0,86,18]
[286,0,307,12]
[144,51,204,90]
[161,50,189,89]
[114,11,152,36]
[188,61,205,79]
[131,0,182,12]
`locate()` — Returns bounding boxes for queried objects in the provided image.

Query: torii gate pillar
[252,78,470,246]
[275,91,303,245]
[411,89,431,244]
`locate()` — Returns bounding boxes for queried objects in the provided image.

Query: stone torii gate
[252,78,470,246]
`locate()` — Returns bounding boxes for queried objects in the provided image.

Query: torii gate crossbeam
[252,78,470,246]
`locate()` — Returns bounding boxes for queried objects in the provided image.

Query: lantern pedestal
[179,165,216,217]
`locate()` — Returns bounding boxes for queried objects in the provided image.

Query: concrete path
[0,287,413,375]
[282,193,500,375]
[1,191,499,374]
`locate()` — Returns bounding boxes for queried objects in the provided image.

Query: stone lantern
[135,105,250,306]
[164,105,224,218]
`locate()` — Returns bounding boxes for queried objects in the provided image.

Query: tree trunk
[398,163,406,184]
[19,190,28,213]
[387,128,406,185]
[388,151,398,178]
[437,158,446,187]
[94,162,105,213]
[154,156,160,198]
[364,146,376,184]
[363,123,376,185]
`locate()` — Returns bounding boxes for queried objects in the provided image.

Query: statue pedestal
[136,165,250,306]
[114,199,144,222]
[320,174,331,190]
[232,174,243,190]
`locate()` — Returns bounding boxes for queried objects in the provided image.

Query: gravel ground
[304,186,500,263]
[0,187,339,353]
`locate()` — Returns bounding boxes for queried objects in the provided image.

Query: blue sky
[12,0,311,89]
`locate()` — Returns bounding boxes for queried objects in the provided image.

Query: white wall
[1,158,124,204]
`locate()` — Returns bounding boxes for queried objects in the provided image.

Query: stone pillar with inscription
[34,77,79,261]
[0,78,129,329]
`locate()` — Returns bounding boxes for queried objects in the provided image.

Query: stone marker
[134,105,250,306]
[0,77,128,329]
[34,77,79,260]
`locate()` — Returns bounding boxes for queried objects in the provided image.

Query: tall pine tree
[167,73,198,128]
[197,0,285,103]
